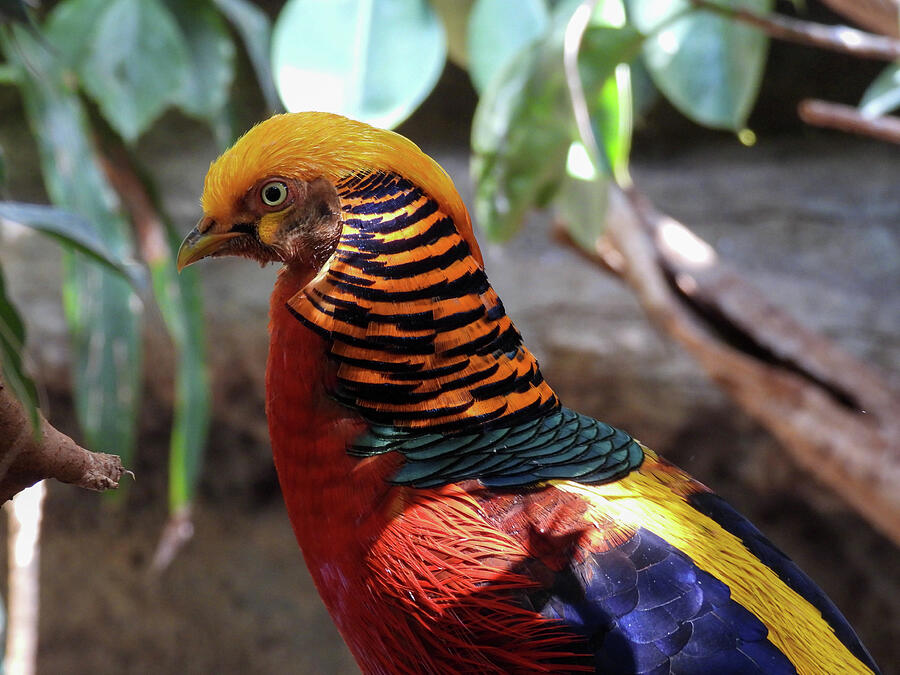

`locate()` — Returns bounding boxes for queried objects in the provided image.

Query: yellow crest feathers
[201,112,481,264]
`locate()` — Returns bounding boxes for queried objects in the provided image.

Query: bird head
[177,112,481,272]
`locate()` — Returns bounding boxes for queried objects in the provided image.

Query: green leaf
[148,226,210,511]
[163,0,236,123]
[213,0,280,112]
[429,0,476,68]
[271,0,447,129]
[472,46,569,240]
[49,0,190,142]
[0,202,142,284]
[629,0,772,130]
[860,63,900,118]
[554,2,637,244]
[471,0,640,239]
[4,27,143,463]
[61,255,142,459]
[555,151,611,252]
[0,267,40,433]
[470,2,583,240]
[43,0,109,64]
[467,0,548,94]
[579,20,643,181]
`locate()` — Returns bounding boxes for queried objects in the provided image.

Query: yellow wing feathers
[555,450,876,675]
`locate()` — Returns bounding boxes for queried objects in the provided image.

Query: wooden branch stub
[799,99,900,145]
[0,381,128,501]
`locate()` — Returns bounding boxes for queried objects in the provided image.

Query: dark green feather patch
[349,407,644,489]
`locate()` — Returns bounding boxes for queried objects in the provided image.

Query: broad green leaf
[0,202,141,283]
[147,226,210,511]
[43,0,109,64]
[272,0,446,129]
[49,0,190,142]
[0,267,40,432]
[471,1,584,240]
[579,21,643,181]
[430,0,476,68]
[555,149,611,252]
[61,257,142,460]
[629,0,772,130]
[164,0,236,123]
[467,0,548,94]
[213,0,280,112]
[472,45,570,240]
[471,1,639,239]
[860,63,900,118]
[554,4,638,244]
[5,27,142,463]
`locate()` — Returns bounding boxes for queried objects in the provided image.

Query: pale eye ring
[261,181,288,207]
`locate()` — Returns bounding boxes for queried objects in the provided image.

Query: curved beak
[176,220,244,272]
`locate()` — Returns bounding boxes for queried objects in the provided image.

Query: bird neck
[266,264,401,552]
[284,171,560,433]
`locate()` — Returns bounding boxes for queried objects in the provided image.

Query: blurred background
[0,0,898,673]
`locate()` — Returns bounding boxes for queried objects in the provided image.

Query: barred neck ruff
[286,171,560,433]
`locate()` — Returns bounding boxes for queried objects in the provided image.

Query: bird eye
[260,181,288,207]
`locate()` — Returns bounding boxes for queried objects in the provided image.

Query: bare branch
[0,381,127,500]
[561,5,900,544]
[799,98,900,144]
[556,189,900,545]
[819,0,899,38]
[691,0,900,60]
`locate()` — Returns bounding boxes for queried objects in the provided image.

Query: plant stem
[5,481,45,675]
[691,0,900,60]
[799,98,900,144]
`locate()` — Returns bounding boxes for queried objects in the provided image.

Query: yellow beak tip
[176,226,243,272]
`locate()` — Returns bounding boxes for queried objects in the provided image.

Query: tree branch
[555,190,900,545]
[798,98,900,144]
[0,380,127,501]
[563,0,900,544]
[819,0,899,38]
[691,0,900,60]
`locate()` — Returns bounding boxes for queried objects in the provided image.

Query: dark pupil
[264,185,282,203]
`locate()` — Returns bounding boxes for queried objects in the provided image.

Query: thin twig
[692,0,900,61]
[819,0,899,38]
[799,98,900,144]
[564,0,603,170]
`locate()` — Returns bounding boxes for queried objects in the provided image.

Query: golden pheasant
[177,112,880,675]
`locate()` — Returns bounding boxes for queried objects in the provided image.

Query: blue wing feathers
[687,492,880,674]
[346,405,879,673]
[535,528,798,674]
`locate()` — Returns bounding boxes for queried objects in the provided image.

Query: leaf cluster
[0,0,275,510]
